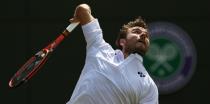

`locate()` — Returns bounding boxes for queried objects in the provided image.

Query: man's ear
[119,39,126,48]
[145,38,150,46]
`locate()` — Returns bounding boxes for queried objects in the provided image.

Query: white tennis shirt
[66,19,159,104]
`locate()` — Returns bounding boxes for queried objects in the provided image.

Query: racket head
[9,49,50,88]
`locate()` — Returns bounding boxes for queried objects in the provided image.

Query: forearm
[72,4,105,48]
[82,19,104,48]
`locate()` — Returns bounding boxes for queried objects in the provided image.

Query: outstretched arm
[70,4,95,25]
[70,4,108,51]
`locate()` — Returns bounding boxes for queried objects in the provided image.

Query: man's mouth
[138,40,145,44]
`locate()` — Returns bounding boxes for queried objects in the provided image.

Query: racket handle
[63,22,80,37]
[66,22,80,32]
[44,22,80,51]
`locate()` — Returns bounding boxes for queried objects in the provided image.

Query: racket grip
[44,22,80,51]
[62,22,80,37]
[66,22,80,32]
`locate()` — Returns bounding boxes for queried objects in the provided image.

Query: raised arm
[70,4,108,51]
[70,4,95,25]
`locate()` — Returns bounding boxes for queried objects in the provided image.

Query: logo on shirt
[138,72,145,77]
[144,22,197,95]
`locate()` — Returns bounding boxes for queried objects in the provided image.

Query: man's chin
[135,46,147,55]
[133,50,146,56]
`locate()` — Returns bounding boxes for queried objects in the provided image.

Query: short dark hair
[115,16,148,49]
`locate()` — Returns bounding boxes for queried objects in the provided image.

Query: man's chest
[96,57,152,98]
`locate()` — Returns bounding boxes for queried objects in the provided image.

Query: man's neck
[123,51,144,59]
[123,51,130,59]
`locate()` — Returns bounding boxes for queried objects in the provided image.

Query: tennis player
[66,4,159,104]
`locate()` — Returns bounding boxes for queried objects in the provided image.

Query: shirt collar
[115,50,143,63]
[133,53,143,63]
[115,49,124,62]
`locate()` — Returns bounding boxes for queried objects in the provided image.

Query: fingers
[69,4,94,25]
[76,4,91,13]
[69,18,79,23]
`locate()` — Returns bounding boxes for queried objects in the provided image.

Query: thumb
[69,18,80,23]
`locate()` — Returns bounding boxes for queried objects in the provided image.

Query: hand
[69,4,94,25]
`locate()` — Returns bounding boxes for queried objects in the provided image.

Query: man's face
[123,26,150,56]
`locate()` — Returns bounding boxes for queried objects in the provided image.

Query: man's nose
[139,32,146,39]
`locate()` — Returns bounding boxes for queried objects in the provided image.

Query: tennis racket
[9,22,79,88]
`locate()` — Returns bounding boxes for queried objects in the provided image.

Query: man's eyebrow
[131,28,143,33]
[131,28,141,31]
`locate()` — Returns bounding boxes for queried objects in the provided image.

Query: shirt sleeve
[82,19,106,49]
